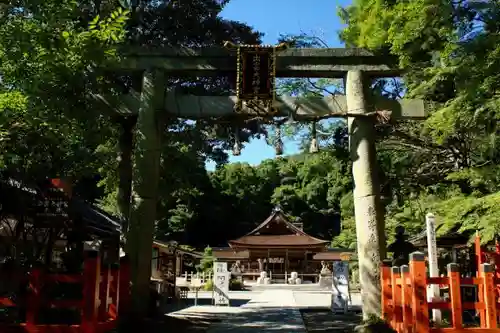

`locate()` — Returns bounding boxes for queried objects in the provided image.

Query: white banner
[213,262,230,306]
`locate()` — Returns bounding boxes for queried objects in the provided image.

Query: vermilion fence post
[108,262,120,320]
[99,263,111,321]
[482,263,497,329]
[119,255,131,316]
[475,232,486,327]
[409,252,429,333]
[25,267,41,327]
[82,250,100,333]
[447,263,462,329]
[391,266,403,332]
[400,265,412,333]
[495,240,500,310]
[381,260,392,323]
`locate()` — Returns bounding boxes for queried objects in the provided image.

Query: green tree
[197,246,214,273]
[336,0,500,243]
[0,2,129,181]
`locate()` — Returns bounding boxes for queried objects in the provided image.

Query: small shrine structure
[150,240,203,300]
[212,206,353,283]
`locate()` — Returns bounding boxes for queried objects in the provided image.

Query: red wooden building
[212,207,353,283]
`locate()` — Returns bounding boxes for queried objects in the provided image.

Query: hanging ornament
[274,125,283,156]
[232,127,242,156]
[309,121,319,153]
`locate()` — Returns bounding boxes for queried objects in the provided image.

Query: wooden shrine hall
[212,206,353,283]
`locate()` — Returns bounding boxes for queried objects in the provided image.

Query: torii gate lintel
[117,46,401,78]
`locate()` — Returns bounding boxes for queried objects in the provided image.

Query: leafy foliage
[0,1,130,182]
[334,0,500,245]
[197,246,214,273]
[3,0,500,286]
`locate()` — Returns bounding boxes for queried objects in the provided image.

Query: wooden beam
[117,47,401,78]
[163,93,427,120]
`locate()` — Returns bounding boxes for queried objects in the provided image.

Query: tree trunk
[125,69,165,319]
[346,70,386,320]
[117,115,136,233]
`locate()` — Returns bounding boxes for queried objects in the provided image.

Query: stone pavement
[206,290,305,332]
[169,289,305,332]
[168,288,361,332]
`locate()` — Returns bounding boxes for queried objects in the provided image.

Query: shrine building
[212,206,353,283]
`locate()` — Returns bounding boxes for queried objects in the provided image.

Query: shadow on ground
[159,296,362,332]
[160,297,254,332]
[165,296,251,312]
[199,306,305,332]
[300,308,362,333]
[117,315,216,333]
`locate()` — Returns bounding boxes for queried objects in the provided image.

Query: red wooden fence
[0,251,130,333]
[382,252,500,333]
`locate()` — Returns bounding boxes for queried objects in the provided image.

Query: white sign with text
[331,261,350,314]
[213,262,230,306]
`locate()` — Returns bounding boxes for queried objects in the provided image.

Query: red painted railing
[382,252,500,333]
[0,252,130,333]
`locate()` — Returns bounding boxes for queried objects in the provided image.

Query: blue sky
[205,0,351,170]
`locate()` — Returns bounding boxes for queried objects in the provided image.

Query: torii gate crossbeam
[118,47,401,78]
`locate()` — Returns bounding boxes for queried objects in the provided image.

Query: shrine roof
[229,234,328,247]
[228,207,329,248]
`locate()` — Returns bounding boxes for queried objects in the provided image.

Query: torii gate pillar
[346,70,386,319]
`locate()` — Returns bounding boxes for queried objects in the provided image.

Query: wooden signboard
[230,43,287,114]
[238,46,275,101]
[213,262,230,306]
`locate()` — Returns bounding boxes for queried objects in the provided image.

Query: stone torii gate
[116,47,427,318]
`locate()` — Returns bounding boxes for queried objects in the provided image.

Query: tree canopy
[4,0,500,320]
[2,0,500,272]
[335,0,500,244]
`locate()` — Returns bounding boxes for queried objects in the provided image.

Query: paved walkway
[168,288,361,332]
[206,290,305,332]
[170,289,305,332]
